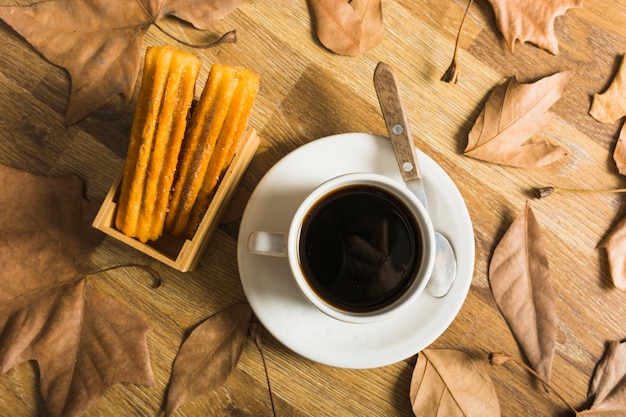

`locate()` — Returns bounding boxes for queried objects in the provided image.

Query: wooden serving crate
[93,127,260,272]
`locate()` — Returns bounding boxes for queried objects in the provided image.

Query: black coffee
[298,184,422,313]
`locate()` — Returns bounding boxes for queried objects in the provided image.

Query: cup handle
[247,231,287,257]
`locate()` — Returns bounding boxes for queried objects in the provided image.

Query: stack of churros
[115,45,260,243]
[166,64,260,238]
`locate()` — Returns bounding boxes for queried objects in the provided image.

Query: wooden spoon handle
[373,61,422,182]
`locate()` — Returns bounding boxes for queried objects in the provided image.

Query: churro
[164,64,238,235]
[116,47,259,243]
[115,46,201,243]
[166,64,260,238]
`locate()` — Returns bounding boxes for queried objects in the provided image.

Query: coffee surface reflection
[298,185,422,312]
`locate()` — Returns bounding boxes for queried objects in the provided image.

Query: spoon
[373,61,457,297]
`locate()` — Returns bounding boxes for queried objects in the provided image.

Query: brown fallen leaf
[486,0,583,54]
[492,350,626,415]
[410,349,500,416]
[0,163,155,417]
[581,340,626,414]
[0,0,245,125]
[441,0,474,84]
[490,352,582,414]
[590,55,626,176]
[598,215,626,291]
[590,54,626,124]
[164,303,253,416]
[613,124,626,176]
[307,0,384,56]
[465,72,572,168]
[489,201,557,387]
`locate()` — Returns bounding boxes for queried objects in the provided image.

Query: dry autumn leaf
[0,163,155,417]
[307,0,384,56]
[581,340,626,415]
[614,124,626,176]
[442,0,580,82]
[441,0,474,84]
[486,0,583,54]
[465,71,572,168]
[164,303,253,416]
[489,201,557,386]
[491,351,626,416]
[589,54,626,175]
[598,215,626,291]
[0,0,245,125]
[590,54,626,124]
[410,349,500,416]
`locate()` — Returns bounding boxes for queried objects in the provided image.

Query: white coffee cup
[247,172,435,324]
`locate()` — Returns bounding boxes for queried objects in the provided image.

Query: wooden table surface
[1,0,626,416]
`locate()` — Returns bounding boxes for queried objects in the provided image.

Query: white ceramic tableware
[237,133,474,368]
[247,172,436,324]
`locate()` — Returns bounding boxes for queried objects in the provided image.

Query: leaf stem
[489,353,577,414]
[441,0,474,83]
[536,186,626,199]
[84,263,163,288]
[250,323,277,417]
[154,23,237,49]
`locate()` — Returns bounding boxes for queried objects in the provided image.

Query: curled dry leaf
[0,163,155,417]
[489,201,557,386]
[590,54,626,124]
[581,340,626,414]
[589,54,626,175]
[614,124,626,176]
[465,72,572,168]
[486,0,583,54]
[490,352,588,415]
[441,0,474,84]
[598,215,626,291]
[0,0,246,125]
[164,303,253,416]
[307,0,384,56]
[410,349,500,417]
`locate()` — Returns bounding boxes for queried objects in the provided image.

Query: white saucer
[237,133,474,369]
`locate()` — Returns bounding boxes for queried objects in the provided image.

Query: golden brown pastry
[164,64,238,236]
[115,46,201,243]
[115,46,259,243]
[165,64,260,238]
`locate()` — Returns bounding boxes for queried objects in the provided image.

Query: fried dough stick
[115,46,201,242]
[116,46,173,238]
[181,67,260,238]
[164,64,238,235]
[140,50,201,242]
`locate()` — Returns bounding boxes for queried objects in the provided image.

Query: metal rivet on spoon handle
[373,61,457,298]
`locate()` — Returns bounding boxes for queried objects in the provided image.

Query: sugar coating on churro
[165,64,238,235]
[115,46,201,243]
[116,47,260,244]
[166,64,260,238]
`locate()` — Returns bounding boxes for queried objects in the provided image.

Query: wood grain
[0,0,625,415]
